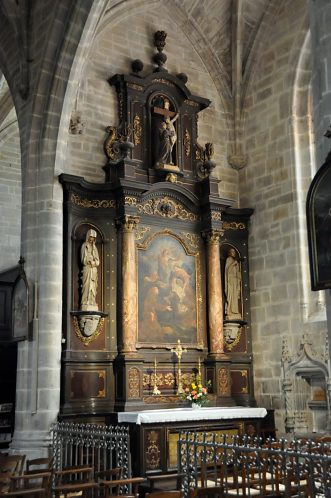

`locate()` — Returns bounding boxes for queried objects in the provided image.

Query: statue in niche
[80,229,100,311]
[224,247,242,319]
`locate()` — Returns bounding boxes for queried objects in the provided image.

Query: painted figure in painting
[138,236,197,343]
[224,247,242,319]
[80,229,100,311]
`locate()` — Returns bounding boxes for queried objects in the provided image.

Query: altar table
[118,407,267,475]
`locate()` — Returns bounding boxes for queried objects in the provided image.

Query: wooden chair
[146,473,184,491]
[53,465,99,497]
[100,476,145,498]
[0,471,13,494]
[0,471,52,497]
[25,457,53,475]
[0,453,26,475]
[0,454,26,494]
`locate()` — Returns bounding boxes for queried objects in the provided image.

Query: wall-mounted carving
[128,367,141,399]
[281,334,330,433]
[137,197,199,221]
[71,193,116,209]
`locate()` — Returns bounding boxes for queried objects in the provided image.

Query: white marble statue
[80,229,100,311]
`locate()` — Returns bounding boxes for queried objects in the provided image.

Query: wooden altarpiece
[60,32,255,417]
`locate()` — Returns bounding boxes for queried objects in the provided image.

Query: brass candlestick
[197,357,202,383]
[171,339,187,395]
[152,357,161,395]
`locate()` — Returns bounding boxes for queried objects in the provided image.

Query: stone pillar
[118,215,140,353]
[204,230,224,354]
[11,183,63,457]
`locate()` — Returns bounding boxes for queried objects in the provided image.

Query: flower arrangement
[183,379,211,407]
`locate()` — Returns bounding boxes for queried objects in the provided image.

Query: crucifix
[171,339,187,395]
[152,96,179,168]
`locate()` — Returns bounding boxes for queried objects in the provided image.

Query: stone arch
[0,75,21,271]
[291,30,324,322]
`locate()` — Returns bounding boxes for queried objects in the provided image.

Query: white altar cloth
[118,407,267,425]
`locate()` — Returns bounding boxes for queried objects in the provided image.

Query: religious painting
[307,156,331,290]
[137,233,198,345]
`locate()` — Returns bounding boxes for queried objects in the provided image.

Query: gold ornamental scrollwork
[211,211,222,222]
[133,115,142,145]
[128,367,141,399]
[135,226,151,241]
[137,196,200,221]
[146,430,161,470]
[71,193,116,209]
[124,196,137,206]
[218,367,230,396]
[184,129,191,157]
[72,316,104,346]
[182,233,200,250]
[223,221,246,230]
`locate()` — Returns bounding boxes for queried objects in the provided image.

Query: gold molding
[223,221,246,230]
[184,129,191,157]
[137,229,196,256]
[184,99,200,107]
[151,79,176,88]
[72,316,104,346]
[127,83,143,91]
[71,193,116,209]
[133,115,142,145]
[143,395,181,404]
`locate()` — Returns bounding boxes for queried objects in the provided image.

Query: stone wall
[240,0,328,434]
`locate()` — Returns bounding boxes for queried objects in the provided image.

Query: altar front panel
[118,408,267,476]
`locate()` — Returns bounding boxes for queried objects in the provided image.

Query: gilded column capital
[116,215,140,231]
[202,229,223,244]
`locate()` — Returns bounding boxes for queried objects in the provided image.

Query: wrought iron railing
[51,422,130,476]
[178,432,331,497]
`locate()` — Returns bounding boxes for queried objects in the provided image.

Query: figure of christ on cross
[152,97,179,168]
